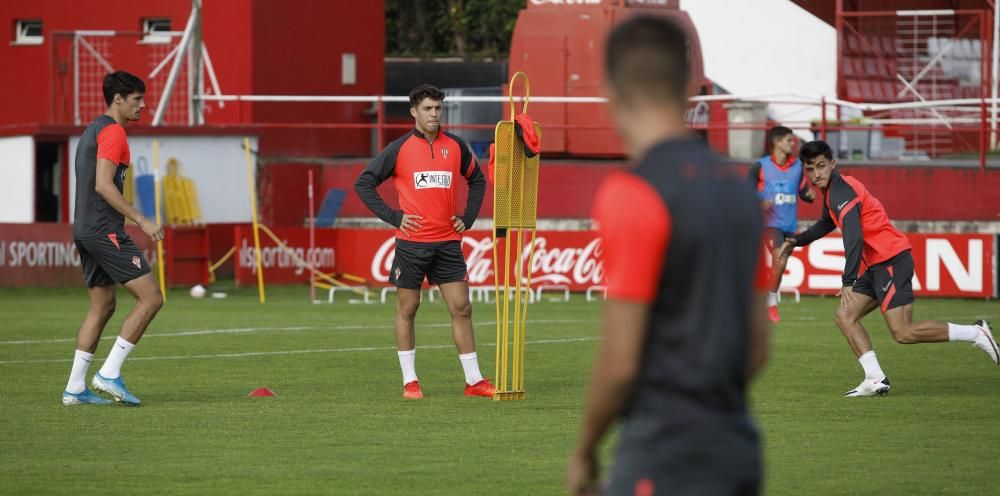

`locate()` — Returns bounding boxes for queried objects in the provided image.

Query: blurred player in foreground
[566,15,770,496]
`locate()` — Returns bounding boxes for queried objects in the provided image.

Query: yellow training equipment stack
[163,157,203,226]
[493,71,540,401]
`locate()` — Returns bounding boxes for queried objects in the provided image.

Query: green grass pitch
[0,285,997,495]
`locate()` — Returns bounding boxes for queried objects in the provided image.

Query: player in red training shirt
[779,140,997,397]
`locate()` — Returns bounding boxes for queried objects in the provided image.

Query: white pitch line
[0,336,600,365]
[0,319,595,346]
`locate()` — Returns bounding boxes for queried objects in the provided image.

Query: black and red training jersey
[593,137,767,463]
[355,129,486,243]
[793,169,911,285]
[73,115,131,239]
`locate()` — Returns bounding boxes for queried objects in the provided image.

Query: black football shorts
[75,232,151,287]
[389,239,469,289]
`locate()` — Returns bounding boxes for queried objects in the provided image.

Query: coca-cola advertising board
[233,228,996,298]
[232,228,604,288]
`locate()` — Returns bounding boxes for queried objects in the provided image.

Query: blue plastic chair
[315,188,346,227]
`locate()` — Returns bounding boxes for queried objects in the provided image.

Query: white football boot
[972,320,999,365]
[844,377,891,397]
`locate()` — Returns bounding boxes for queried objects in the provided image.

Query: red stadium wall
[247,0,384,157]
[0,0,192,126]
[786,166,1000,221]
[508,0,710,157]
[0,0,383,158]
[257,160,622,227]
[256,160,1000,226]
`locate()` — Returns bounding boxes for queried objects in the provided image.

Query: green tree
[386,0,524,58]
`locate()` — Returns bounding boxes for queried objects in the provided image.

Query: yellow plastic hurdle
[163,157,202,225]
[493,71,540,401]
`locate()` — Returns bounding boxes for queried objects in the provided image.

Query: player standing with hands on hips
[355,84,495,399]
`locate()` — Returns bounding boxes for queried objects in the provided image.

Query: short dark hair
[103,71,145,106]
[605,14,690,105]
[799,140,834,164]
[769,126,794,145]
[408,84,445,107]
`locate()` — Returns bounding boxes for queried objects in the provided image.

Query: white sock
[98,336,135,379]
[858,351,886,380]
[398,349,417,385]
[948,323,980,342]
[459,352,484,385]
[767,292,779,307]
[66,350,94,394]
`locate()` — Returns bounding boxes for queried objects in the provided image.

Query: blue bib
[756,156,803,233]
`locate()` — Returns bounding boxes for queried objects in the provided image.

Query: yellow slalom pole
[244,137,266,303]
[519,229,537,393]
[493,228,502,397]
[512,226,523,395]
[152,140,167,303]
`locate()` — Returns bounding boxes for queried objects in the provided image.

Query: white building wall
[0,136,35,223]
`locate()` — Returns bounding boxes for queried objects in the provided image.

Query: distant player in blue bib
[748,126,815,322]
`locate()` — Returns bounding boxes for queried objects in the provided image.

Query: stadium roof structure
[794,0,996,26]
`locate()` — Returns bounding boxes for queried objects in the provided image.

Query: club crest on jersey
[413,171,452,189]
[131,256,141,269]
[441,147,449,159]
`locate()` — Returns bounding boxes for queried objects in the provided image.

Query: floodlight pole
[991,0,998,149]
[190,0,204,125]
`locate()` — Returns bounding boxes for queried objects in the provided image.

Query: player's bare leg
[395,288,422,398]
[76,285,117,353]
[766,242,787,322]
[833,290,879,358]
[882,304,947,343]
[118,273,163,344]
[439,281,494,396]
[395,288,421,351]
[63,285,117,405]
[834,290,891,397]
[438,281,475,354]
[91,273,162,405]
[884,304,998,364]
[770,247,790,295]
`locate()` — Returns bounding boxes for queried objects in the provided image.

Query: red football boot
[403,380,423,399]
[768,305,780,323]
[464,379,496,397]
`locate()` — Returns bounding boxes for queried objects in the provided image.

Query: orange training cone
[248,387,276,398]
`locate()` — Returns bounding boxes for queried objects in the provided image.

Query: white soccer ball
[190,284,207,298]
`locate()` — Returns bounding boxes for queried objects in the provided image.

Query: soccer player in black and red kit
[355,84,494,399]
[62,72,164,406]
[780,141,997,397]
[566,16,771,496]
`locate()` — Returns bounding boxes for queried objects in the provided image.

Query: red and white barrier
[231,228,997,298]
[0,223,153,287]
[1,224,993,298]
